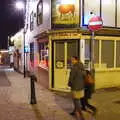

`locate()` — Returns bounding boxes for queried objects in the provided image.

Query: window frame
[30,11,34,31]
[38,42,48,69]
[37,0,43,26]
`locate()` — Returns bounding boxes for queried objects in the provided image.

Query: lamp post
[15,1,26,78]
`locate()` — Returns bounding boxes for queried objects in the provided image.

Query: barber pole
[88,16,103,31]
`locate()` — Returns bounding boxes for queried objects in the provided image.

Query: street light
[15,1,37,104]
[15,1,26,78]
[15,1,24,10]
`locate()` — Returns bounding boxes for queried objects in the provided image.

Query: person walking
[68,56,85,120]
[83,70,97,115]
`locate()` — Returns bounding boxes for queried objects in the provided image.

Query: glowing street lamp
[15,1,37,104]
[15,1,24,10]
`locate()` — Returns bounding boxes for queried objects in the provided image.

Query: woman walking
[83,70,97,115]
[68,56,85,120]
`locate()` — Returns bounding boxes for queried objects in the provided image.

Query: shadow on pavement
[53,91,73,112]
[53,91,97,120]
[0,71,11,87]
[31,104,44,120]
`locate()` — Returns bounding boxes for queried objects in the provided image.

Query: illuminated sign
[25,45,30,53]
[51,0,80,28]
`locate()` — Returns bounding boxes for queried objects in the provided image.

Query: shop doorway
[52,39,80,89]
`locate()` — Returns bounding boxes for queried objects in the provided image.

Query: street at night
[0,65,119,120]
[0,0,120,120]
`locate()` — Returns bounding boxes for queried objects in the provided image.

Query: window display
[38,42,48,69]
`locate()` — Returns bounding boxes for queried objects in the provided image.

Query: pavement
[0,66,120,120]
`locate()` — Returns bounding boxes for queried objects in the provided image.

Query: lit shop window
[116,41,120,67]
[39,43,48,69]
[101,40,114,68]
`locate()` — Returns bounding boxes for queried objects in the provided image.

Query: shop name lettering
[53,33,79,37]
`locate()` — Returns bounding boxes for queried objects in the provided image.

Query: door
[53,40,79,90]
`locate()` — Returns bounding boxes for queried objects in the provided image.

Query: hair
[86,70,91,75]
[72,56,79,61]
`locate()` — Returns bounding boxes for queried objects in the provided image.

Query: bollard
[30,74,37,104]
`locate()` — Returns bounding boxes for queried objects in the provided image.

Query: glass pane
[94,40,99,64]
[101,0,115,27]
[67,40,79,68]
[39,42,48,68]
[84,0,100,25]
[117,0,120,27]
[55,42,64,68]
[116,41,120,67]
[101,40,114,68]
[85,39,99,68]
[85,39,90,59]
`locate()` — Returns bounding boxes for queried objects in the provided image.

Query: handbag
[85,74,94,84]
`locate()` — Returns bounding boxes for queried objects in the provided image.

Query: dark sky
[0,0,24,49]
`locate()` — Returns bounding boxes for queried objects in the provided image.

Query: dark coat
[68,62,85,91]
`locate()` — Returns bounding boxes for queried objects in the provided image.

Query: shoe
[70,111,75,116]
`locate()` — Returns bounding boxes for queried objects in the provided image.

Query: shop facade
[24,0,120,91]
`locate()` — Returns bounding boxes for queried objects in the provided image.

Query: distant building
[9,29,24,73]
[0,50,9,65]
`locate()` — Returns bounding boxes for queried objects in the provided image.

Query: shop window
[116,41,120,67]
[101,40,114,68]
[85,40,90,69]
[55,42,64,68]
[67,40,79,68]
[30,11,34,31]
[101,0,115,27]
[94,40,99,64]
[85,40,90,60]
[30,42,34,63]
[85,39,99,69]
[83,0,100,25]
[37,0,43,25]
[39,42,48,69]
[117,0,120,27]
[84,0,116,27]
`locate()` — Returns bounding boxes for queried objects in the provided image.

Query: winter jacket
[68,62,85,91]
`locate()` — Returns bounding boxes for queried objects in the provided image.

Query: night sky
[0,0,24,49]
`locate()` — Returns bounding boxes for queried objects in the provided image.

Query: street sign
[88,16,103,31]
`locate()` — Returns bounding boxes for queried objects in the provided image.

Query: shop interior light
[61,0,75,4]
[0,50,8,53]
[103,0,111,5]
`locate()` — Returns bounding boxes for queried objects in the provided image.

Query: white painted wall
[25,0,51,44]
[25,0,51,72]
